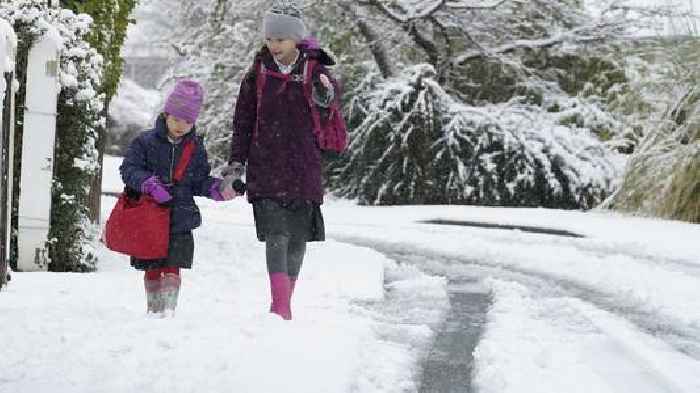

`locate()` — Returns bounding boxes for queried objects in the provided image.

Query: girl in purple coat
[224,1,338,320]
[121,80,236,317]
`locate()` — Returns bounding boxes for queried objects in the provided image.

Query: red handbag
[104,140,195,259]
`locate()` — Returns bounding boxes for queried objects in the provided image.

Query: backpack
[253,57,348,153]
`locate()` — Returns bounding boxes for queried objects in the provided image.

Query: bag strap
[172,139,195,183]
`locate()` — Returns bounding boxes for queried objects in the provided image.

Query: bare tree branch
[339,2,397,78]
[445,0,509,10]
[360,0,447,23]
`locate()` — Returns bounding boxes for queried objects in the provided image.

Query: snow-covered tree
[157,0,676,209]
[319,0,646,207]
[332,64,622,207]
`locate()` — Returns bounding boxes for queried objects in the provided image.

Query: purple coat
[229,46,335,205]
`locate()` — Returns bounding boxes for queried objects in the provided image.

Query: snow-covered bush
[0,0,104,271]
[331,65,624,208]
[601,37,700,223]
[605,85,700,223]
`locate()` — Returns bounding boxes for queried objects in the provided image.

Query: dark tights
[265,234,306,278]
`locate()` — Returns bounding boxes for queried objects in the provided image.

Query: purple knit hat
[163,80,204,124]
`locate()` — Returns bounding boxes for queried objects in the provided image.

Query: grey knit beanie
[263,0,307,43]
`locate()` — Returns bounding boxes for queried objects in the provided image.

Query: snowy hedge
[330,64,624,209]
[0,0,104,271]
[601,38,700,223]
[605,86,700,223]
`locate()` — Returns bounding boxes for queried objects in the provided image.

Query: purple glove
[141,176,172,204]
[209,179,225,201]
[209,179,235,201]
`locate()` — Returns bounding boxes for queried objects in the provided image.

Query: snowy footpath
[1,156,700,392]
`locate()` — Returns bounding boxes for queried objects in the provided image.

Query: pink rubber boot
[144,277,163,316]
[269,272,292,320]
[161,273,182,318]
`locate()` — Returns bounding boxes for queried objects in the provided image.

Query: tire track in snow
[331,234,700,361]
[432,221,700,278]
[417,277,489,393]
[474,279,700,393]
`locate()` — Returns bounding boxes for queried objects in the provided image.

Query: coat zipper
[169,143,175,184]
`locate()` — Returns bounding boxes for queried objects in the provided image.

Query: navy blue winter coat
[120,116,218,234]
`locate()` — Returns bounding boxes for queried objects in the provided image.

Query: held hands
[220,186,237,201]
[212,162,247,201]
[141,176,172,204]
[219,176,246,200]
[221,161,247,199]
[209,178,237,201]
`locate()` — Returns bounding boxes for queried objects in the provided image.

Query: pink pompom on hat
[163,80,204,124]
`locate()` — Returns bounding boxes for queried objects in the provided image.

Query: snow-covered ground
[1,156,699,393]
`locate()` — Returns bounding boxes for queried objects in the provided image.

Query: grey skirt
[252,198,325,242]
[130,231,194,271]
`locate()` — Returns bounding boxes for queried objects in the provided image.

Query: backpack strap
[172,139,195,183]
[302,59,323,142]
[253,61,267,142]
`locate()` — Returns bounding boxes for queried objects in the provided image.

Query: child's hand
[218,176,245,201]
[319,74,332,89]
